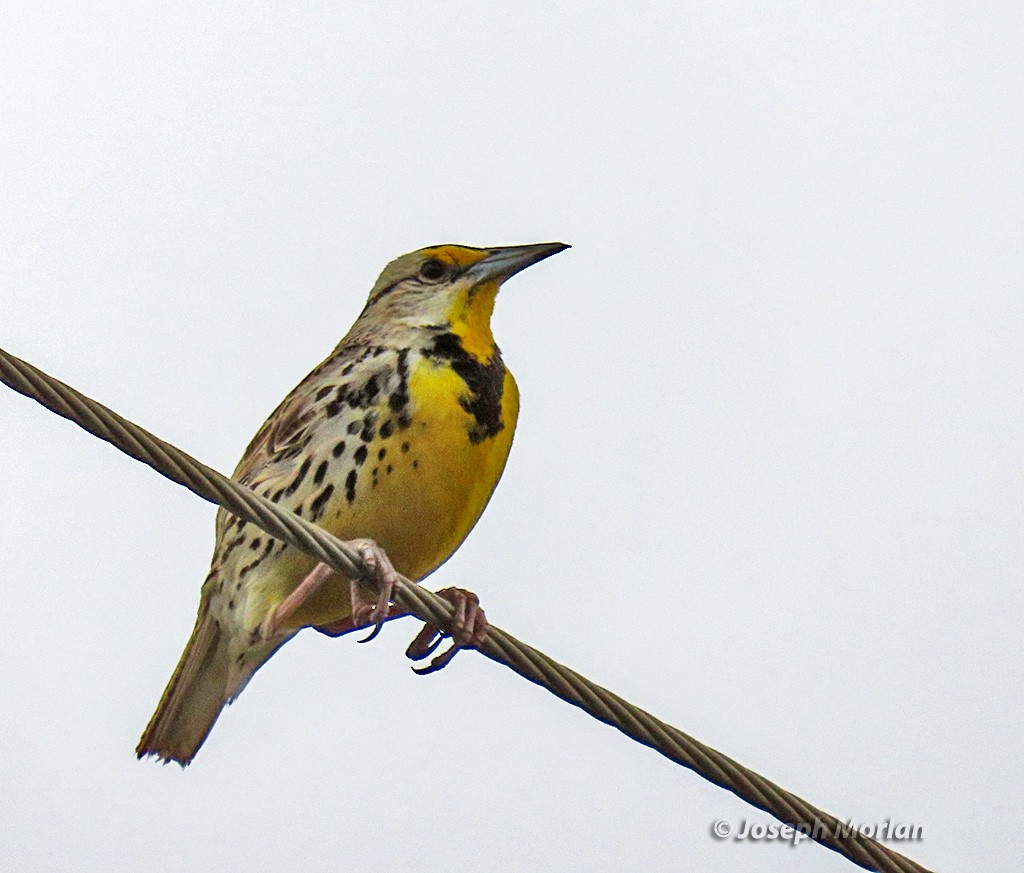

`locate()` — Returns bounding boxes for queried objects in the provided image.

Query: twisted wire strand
[0,345,933,873]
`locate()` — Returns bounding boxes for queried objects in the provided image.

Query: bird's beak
[466,242,570,284]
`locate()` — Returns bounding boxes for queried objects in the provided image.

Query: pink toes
[407,587,489,674]
[347,538,401,642]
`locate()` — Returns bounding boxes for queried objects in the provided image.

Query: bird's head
[357,242,569,358]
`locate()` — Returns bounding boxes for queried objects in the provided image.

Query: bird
[136,241,569,765]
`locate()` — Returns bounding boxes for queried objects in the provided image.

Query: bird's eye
[418,258,448,282]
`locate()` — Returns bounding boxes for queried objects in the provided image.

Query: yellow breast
[384,357,519,576]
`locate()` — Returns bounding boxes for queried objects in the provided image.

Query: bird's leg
[260,538,400,641]
[407,587,489,674]
[260,562,336,639]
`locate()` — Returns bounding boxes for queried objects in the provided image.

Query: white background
[1,4,1020,872]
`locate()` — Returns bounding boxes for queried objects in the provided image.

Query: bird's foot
[259,539,399,642]
[406,587,488,675]
[348,538,401,643]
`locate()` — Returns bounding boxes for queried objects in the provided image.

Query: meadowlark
[136,242,568,765]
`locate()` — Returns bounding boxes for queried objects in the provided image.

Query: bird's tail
[136,606,233,766]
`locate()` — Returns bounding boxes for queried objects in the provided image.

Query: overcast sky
[1,4,1019,872]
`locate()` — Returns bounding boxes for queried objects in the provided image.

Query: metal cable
[0,345,933,873]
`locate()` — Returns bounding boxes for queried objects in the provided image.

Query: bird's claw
[406,587,488,674]
[346,539,401,643]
